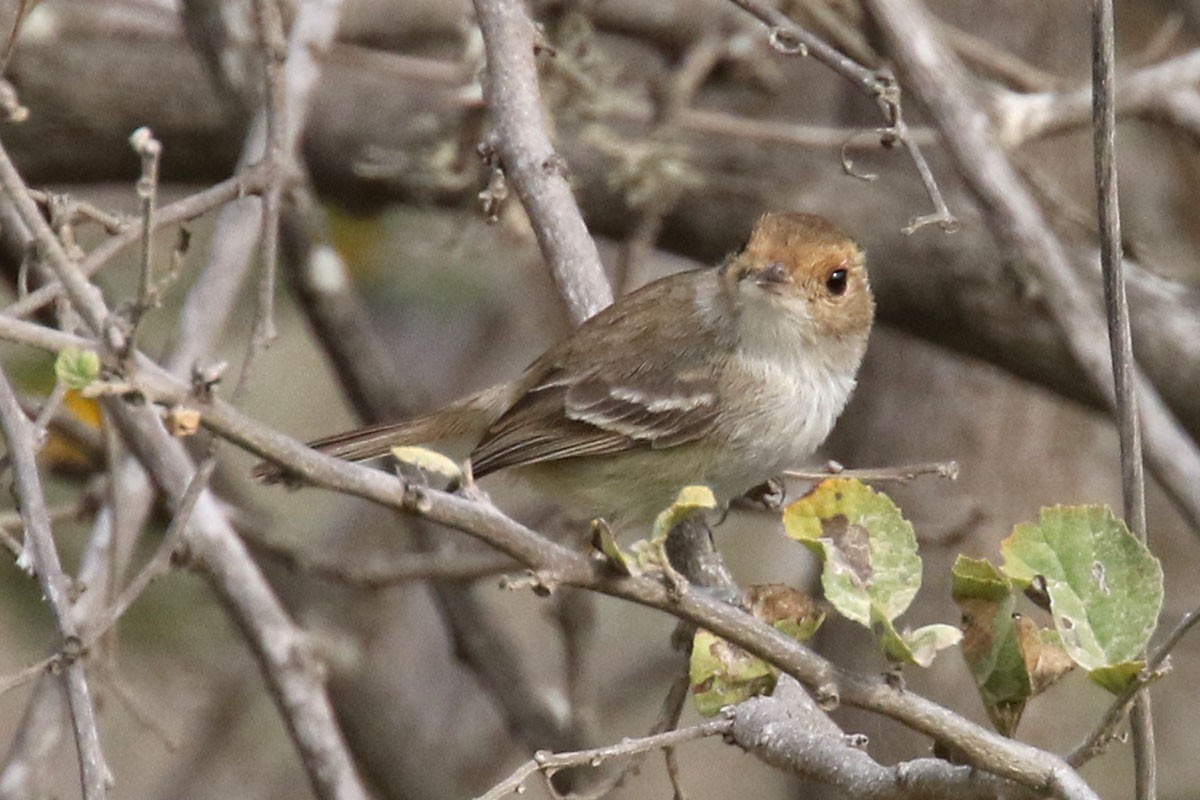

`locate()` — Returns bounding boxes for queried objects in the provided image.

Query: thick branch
[472,0,613,323]
[730,677,1046,799]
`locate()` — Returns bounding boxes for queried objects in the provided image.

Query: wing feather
[470,368,720,477]
[470,269,731,477]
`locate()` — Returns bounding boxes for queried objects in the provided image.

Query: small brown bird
[259,212,874,529]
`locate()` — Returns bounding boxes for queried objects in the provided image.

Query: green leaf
[689,629,777,717]
[955,590,1074,735]
[591,519,636,576]
[873,608,960,668]
[1000,505,1162,692]
[54,347,100,391]
[902,624,962,667]
[782,478,921,627]
[951,555,1012,602]
[651,485,717,543]
[1088,661,1145,695]
[688,585,824,716]
[390,445,463,482]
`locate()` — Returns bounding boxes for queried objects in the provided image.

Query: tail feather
[252,383,514,483]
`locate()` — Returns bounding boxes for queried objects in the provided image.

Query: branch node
[500,570,559,597]
[541,153,570,177]
[813,678,840,711]
[401,483,432,514]
[60,634,86,664]
[0,79,28,123]
[768,27,808,56]
[843,732,869,749]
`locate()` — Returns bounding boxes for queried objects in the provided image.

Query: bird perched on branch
[256,212,875,529]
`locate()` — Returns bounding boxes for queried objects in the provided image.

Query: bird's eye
[825,268,848,296]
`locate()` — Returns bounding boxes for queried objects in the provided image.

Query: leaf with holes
[783,478,921,627]
[953,556,1073,735]
[1000,506,1162,693]
[689,629,777,717]
[689,585,824,716]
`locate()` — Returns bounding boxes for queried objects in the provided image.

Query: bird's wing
[470,365,720,478]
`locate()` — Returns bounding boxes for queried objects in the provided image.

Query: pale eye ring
[825,268,848,296]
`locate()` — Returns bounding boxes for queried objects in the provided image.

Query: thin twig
[130,126,162,333]
[725,0,957,233]
[1068,604,1200,767]
[95,670,181,752]
[0,495,99,559]
[27,189,127,234]
[477,719,733,800]
[30,378,69,450]
[81,456,218,642]
[0,655,58,698]
[236,0,289,393]
[3,164,273,322]
[0,140,114,344]
[0,367,108,799]
[1090,3,1153,796]
[168,0,343,379]
[726,0,880,91]
[784,460,960,484]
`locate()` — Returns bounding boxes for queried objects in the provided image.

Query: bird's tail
[252,383,513,482]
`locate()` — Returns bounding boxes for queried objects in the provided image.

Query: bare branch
[129,126,162,329]
[239,0,290,386]
[731,676,1050,799]
[80,457,217,642]
[3,164,273,321]
[0,368,108,799]
[1068,603,1200,767]
[168,0,343,379]
[478,719,733,800]
[725,0,957,232]
[993,50,1200,147]
[472,0,614,323]
[784,460,960,484]
[1089,2,1153,796]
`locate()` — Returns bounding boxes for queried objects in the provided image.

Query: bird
[257,212,875,530]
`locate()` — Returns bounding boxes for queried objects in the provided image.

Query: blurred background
[1,0,1199,797]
